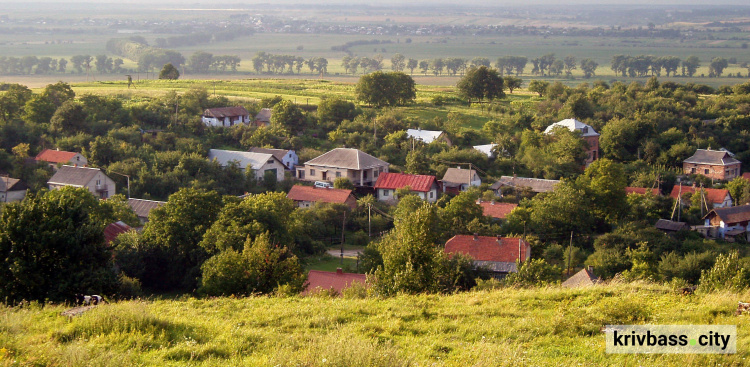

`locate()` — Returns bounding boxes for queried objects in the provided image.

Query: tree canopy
[355,71,416,108]
[456,66,505,103]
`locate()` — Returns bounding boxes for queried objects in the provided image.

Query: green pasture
[1,283,748,366]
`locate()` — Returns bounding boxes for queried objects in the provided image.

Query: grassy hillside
[2,283,749,366]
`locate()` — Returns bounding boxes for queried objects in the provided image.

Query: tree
[199,232,305,296]
[0,187,118,304]
[504,76,522,94]
[682,56,700,77]
[355,71,416,108]
[581,158,627,225]
[407,58,418,75]
[390,53,406,72]
[709,57,728,77]
[271,99,306,133]
[563,55,577,77]
[503,259,561,287]
[0,83,32,123]
[317,97,357,123]
[580,58,599,78]
[189,51,214,73]
[158,63,180,80]
[527,80,549,97]
[456,66,505,103]
[50,100,88,134]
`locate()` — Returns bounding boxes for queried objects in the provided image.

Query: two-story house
[296,148,389,187]
[683,148,741,181]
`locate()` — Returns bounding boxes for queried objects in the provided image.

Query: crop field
[1,283,748,366]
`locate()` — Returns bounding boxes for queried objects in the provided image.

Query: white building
[47,166,116,199]
[208,149,286,182]
[202,106,251,127]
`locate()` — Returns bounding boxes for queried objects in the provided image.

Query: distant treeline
[331,39,393,54]
[153,27,254,49]
[106,37,185,72]
[251,52,328,75]
[0,54,126,75]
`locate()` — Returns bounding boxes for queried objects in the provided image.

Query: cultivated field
[1,283,748,366]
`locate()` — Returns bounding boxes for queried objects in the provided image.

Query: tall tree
[456,65,505,103]
[355,71,416,108]
[391,53,406,72]
[158,63,180,80]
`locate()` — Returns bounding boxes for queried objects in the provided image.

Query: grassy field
[1,282,748,366]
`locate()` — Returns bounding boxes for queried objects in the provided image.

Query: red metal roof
[444,235,529,263]
[478,201,518,219]
[303,270,367,295]
[35,149,79,164]
[287,185,355,207]
[373,172,436,192]
[669,184,730,205]
[104,221,131,244]
[625,187,660,195]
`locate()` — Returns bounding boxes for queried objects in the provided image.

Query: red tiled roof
[287,185,354,206]
[444,235,529,263]
[104,221,131,244]
[742,172,750,181]
[478,201,517,219]
[625,187,660,195]
[303,270,367,295]
[373,172,436,192]
[669,184,730,205]
[35,149,79,164]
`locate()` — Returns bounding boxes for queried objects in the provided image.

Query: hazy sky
[11,0,750,5]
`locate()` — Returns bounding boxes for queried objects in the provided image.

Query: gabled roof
[255,108,272,122]
[669,184,730,205]
[303,270,367,295]
[406,129,445,144]
[626,187,660,195]
[47,165,103,187]
[374,172,436,192]
[35,149,80,164]
[304,148,389,170]
[491,176,559,193]
[683,149,741,166]
[544,118,599,137]
[104,221,131,244]
[203,106,249,119]
[704,204,750,225]
[248,147,291,163]
[562,268,599,288]
[478,201,518,220]
[655,219,689,232]
[0,177,26,192]
[128,198,166,219]
[473,144,498,158]
[444,235,528,263]
[287,185,354,206]
[442,168,479,185]
[208,149,280,169]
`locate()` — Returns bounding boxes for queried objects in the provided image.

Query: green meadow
[1,283,748,366]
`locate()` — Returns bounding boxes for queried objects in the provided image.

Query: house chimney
[587,265,594,273]
[473,233,478,240]
[336,268,343,275]
[496,235,502,245]
[490,200,495,205]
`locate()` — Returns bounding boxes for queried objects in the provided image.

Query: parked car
[314,181,333,189]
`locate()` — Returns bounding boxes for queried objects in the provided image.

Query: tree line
[0,54,127,75]
[251,52,328,76]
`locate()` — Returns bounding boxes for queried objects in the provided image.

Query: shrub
[698,251,750,292]
[503,259,561,287]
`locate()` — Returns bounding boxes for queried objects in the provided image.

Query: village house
[683,148,741,181]
[406,128,451,146]
[477,200,518,220]
[670,184,732,208]
[374,172,439,203]
[473,143,498,158]
[544,118,600,166]
[491,176,560,196]
[104,221,132,244]
[441,167,481,193]
[562,267,599,288]
[444,234,531,278]
[286,185,357,210]
[248,147,298,170]
[128,198,166,224]
[302,269,367,296]
[702,204,750,241]
[253,108,272,127]
[47,165,116,199]
[296,148,389,187]
[654,219,690,234]
[625,186,661,195]
[201,106,251,127]
[0,176,27,203]
[34,149,88,169]
[208,149,286,182]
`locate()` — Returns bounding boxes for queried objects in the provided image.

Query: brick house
[683,148,741,181]
[544,118,600,167]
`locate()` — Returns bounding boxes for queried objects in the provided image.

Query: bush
[503,259,561,287]
[117,273,143,299]
[698,251,750,292]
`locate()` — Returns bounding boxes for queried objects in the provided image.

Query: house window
[704,169,709,175]
[429,191,434,199]
[363,171,368,179]
[336,172,341,178]
[691,168,696,174]
[310,169,315,176]
[383,190,389,197]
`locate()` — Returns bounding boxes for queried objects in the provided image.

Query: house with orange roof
[302,269,367,296]
[476,200,518,220]
[286,185,357,210]
[625,187,660,196]
[373,172,439,203]
[35,149,87,169]
[670,184,732,208]
[444,234,531,277]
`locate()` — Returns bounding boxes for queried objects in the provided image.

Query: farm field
[1,283,748,366]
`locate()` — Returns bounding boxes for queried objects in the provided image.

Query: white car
[314,181,333,189]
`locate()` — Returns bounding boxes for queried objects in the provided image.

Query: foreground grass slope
[1,283,749,366]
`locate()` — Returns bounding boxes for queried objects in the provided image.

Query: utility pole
[109,171,130,198]
[368,203,372,237]
[340,211,347,266]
